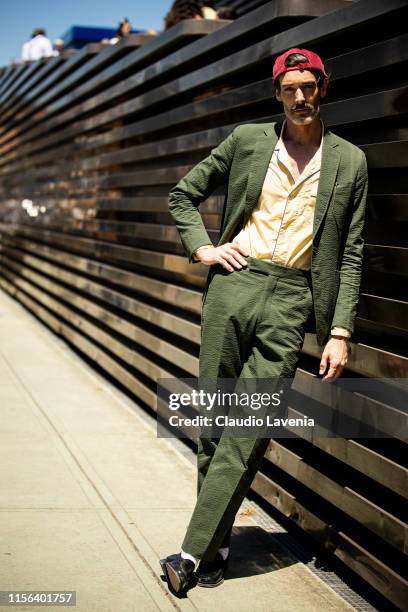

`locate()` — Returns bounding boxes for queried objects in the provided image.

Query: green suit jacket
[168,121,368,347]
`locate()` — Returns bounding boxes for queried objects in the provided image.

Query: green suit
[169,121,368,346]
[167,121,368,562]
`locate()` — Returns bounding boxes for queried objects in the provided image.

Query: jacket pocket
[330,195,345,240]
[331,183,352,224]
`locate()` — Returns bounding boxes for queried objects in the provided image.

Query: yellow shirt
[232,120,322,270]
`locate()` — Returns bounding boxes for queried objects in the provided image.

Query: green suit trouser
[181,256,314,561]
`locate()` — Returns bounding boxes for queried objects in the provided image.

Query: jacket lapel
[242,123,280,226]
[313,129,340,238]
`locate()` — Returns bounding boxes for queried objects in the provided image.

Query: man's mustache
[290,103,315,112]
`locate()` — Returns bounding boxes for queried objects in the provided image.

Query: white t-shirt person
[21,34,54,62]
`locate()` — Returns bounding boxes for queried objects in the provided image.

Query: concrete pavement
[0,288,356,611]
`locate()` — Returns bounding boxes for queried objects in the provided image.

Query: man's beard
[289,102,319,125]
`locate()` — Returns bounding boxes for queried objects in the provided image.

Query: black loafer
[196,552,229,588]
[163,555,197,595]
[159,552,180,577]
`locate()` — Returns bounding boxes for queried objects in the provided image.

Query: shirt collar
[274,118,324,152]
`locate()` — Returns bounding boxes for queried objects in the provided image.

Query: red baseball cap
[273,47,328,82]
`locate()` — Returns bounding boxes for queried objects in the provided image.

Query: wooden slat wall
[0,1,407,608]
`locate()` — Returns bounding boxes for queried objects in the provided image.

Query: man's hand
[319,337,349,381]
[196,243,249,271]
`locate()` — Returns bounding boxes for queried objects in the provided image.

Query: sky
[0,0,170,66]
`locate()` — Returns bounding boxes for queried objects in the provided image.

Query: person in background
[53,39,64,56]
[110,18,132,44]
[21,29,54,62]
[217,6,237,19]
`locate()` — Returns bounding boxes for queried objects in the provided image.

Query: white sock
[218,547,229,560]
[180,549,200,571]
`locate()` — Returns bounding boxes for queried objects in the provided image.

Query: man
[110,18,132,44]
[21,29,54,63]
[161,48,368,596]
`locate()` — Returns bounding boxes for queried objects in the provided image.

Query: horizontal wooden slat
[252,471,408,611]
[0,1,407,608]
